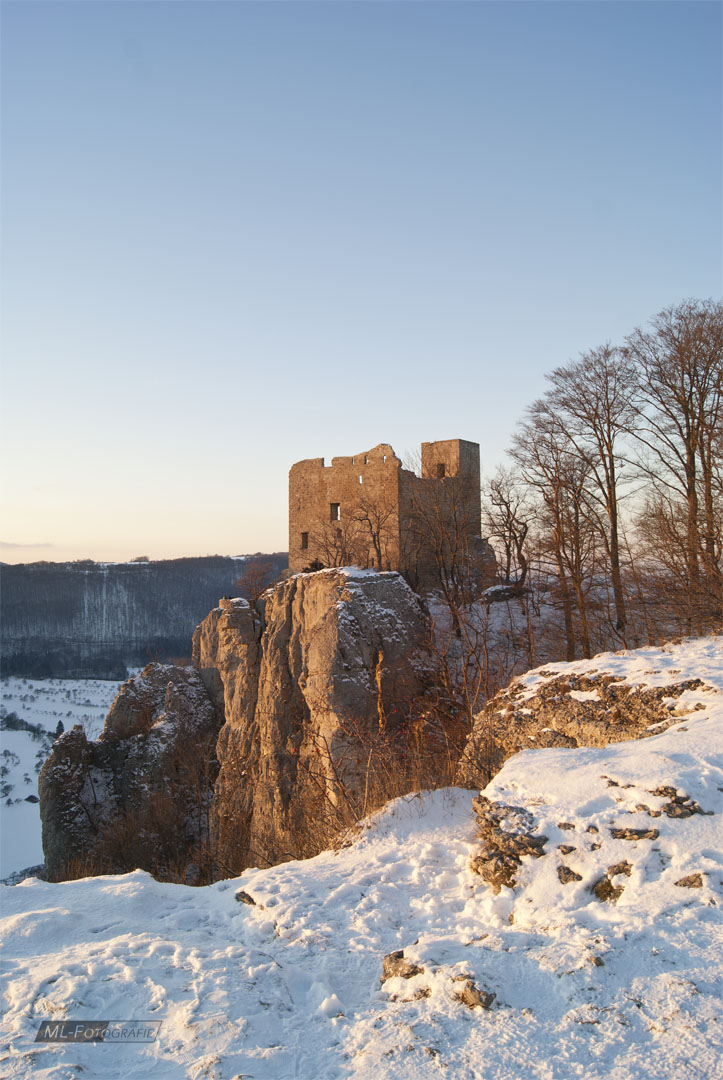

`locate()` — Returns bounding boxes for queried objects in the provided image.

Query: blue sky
[1,0,721,562]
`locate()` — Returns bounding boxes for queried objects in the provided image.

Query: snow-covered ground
[0,678,124,878]
[514,634,723,701]
[0,638,721,1079]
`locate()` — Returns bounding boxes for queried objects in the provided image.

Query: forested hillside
[0,554,287,678]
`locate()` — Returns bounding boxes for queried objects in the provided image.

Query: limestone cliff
[39,664,223,881]
[39,569,435,882]
[193,595,263,874]
[194,568,434,874]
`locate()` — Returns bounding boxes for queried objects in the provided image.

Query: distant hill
[0,554,288,678]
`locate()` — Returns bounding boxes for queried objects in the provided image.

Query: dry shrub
[288,700,470,860]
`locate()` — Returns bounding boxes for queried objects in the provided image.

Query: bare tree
[625,299,723,630]
[404,474,491,610]
[308,516,365,569]
[483,467,531,588]
[352,492,399,570]
[512,413,599,660]
[540,345,637,637]
[234,557,281,605]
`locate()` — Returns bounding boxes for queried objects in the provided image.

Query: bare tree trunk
[552,542,577,661]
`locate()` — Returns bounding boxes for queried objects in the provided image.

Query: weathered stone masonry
[288,438,485,580]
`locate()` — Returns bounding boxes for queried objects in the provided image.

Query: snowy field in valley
[0,678,124,879]
[0,637,721,1079]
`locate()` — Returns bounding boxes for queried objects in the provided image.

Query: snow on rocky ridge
[0,638,721,1079]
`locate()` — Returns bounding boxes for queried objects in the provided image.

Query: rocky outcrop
[194,569,434,874]
[590,861,633,903]
[469,795,548,892]
[381,951,425,982]
[39,570,435,881]
[452,977,496,1010]
[456,668,714,790]
[39,664,222,881]
[193,597,263,874]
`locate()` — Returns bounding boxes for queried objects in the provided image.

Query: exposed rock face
[456,669,714,790]
[193,569,433,874]
[39,664,222,881]
[38,569,434,882]
[193,597,263,874]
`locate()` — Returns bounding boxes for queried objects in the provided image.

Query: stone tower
[420,438,481,527]
[288,438,493,587]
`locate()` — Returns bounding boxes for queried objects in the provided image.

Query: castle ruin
[289,438,494,589]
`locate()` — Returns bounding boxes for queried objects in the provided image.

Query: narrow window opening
[330,502,340,521]
[436,463,446,478]
[364,455,368,464]
[383,455,387,463]
[336,528,342,540]
[359,475,363,484]
[300,532,309,550]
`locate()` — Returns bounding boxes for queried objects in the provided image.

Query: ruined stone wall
[421,438,481,533]
[288,438,490,585]
[288,444,404,573]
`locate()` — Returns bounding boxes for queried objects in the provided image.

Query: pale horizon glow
[1,1,721,564]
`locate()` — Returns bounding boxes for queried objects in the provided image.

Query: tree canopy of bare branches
[625,299,722,630]
[503,297,722,651]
